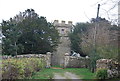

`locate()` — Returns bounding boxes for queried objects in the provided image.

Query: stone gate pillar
[64,53,70,68]
[46,52,52,68]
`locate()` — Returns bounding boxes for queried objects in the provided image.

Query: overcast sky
[0,0,118,24]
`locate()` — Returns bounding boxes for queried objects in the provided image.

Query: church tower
[51,20,73,66]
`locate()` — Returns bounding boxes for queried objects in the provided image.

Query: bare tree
[92,0,119,25]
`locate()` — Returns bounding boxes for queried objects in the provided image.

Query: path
[53,72,81,80]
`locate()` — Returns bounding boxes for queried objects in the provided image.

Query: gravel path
[53,72,81,79]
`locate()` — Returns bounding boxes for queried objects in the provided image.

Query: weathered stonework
[52,20,73,66]
[46,52,52,68]
[96,59,120,78]
[64,53,70,68]
[64,54,90,68]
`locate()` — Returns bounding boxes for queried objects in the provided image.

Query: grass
[32,68,63,79]
[52,65,63,68]
[31,68,95,79]
[65,68,95,79]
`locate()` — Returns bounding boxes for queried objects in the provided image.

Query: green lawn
[66,68,95,79]
[31,68,95,79]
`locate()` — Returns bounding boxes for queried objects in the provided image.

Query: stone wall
[64,53,90,68]
[1,52,52,68]
[96,59,120,78]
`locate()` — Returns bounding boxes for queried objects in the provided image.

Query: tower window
[61,29,65,34]
[61,29,64,31]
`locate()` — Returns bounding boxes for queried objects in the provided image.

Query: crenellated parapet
[53,20,73,37]
[53,20,73,27]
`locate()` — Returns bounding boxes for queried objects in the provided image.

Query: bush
[2,58,45,79]
[95,68,108,79]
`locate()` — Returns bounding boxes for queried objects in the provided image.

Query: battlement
[53,20,73,27]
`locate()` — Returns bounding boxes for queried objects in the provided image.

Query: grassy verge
[31,68,95,79]
[65,68,95,79]
[31,68,65,79]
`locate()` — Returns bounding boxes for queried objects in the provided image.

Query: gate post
[46,52,52,68]
[64,53,70,68]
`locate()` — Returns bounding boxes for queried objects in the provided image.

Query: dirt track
[53,72,81,79]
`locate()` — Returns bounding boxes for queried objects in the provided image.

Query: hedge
[1,58,46,79]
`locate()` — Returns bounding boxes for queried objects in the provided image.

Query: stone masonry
[64,53,90,68]
[51,20,73,66]
[96,59,120,78]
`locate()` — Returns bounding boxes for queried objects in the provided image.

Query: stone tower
[51,20,73,66]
